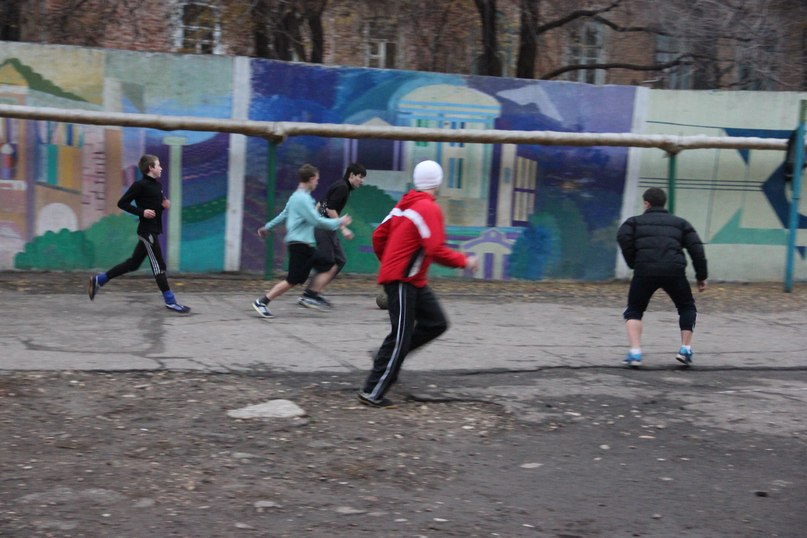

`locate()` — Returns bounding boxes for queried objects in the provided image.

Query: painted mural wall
[621,90,807,282]
[1,41,806,282]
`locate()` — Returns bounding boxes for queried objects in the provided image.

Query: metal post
[163,136,187,272]
[264,140,278,280]
[667,151,678,214]
[784,100,806,293]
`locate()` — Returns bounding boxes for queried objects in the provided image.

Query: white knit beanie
[412,160,443,191]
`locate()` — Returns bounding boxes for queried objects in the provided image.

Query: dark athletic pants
[105,233,170,292]
[623,274,697,331]
[312,227,346,274]
[363,282,448,401]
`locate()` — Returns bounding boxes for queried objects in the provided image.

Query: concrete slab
[2,290,805,372]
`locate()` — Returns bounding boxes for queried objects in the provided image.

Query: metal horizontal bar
[0,103,791,153]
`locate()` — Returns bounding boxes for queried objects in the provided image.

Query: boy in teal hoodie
[252,164,352,318]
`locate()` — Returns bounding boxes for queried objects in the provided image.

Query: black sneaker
[316,295,332,308]
[298,296,330,311]
[165,303,191,314]
[357,391,396,408]
[87,275,99,301]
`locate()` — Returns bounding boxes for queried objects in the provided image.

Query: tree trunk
[516,0,539,79]
[474,0,501,76]
[274,11,297,61]
[253,0,271,58]
[307,15,323,63]
[305,0,327,63]
[0,0,21,41]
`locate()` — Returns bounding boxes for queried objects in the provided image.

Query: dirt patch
[2,369,805,537]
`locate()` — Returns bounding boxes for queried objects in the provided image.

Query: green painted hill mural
[15,214,143,271]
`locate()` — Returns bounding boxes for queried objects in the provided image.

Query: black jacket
[318,177,353,217]
[617,207,708,281]
[117,174,166,236]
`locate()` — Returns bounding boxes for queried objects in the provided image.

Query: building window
[655,35,692,90]
[447,121,465,147]
[736,34,777,90]
[567,22,604,84]
[366,20,396,68]
[738,64,768,91]
[512,157,537,224]
[176,2,221,54]
[415,118,432,148]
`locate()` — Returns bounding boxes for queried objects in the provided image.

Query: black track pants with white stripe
[105,233,170,292]
[363,282,448,401]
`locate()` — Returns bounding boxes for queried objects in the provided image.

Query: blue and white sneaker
[624,351,642,368]
[252,299,273,318]
[87,275,99,301]
[165,302,191,314]
[675,346,693,367]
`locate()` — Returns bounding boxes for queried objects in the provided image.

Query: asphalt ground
[0,271,805,537]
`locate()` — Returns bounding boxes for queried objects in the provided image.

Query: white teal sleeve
[263,205,288,230]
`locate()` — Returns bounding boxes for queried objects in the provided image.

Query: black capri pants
[623,274,697,331]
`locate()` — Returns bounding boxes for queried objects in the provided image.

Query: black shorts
[313,227,347,273]
[285,242,317,285]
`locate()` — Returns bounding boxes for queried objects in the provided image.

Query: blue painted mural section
[244,60,637,279]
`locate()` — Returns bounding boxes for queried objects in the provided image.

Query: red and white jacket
[373,190,469,287]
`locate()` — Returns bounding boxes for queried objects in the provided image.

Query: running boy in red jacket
[359,160,479,408]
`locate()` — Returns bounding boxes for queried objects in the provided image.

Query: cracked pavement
[1,273,805,536]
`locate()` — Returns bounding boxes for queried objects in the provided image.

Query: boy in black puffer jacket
[617,187,708,368]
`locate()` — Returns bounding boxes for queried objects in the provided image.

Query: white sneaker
[252,300,273,318]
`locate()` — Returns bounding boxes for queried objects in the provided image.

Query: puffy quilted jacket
[617,207,708,281]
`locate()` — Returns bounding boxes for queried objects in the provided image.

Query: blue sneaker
[165,302,191,314]
[624,352,642,368]
[676,346,693,367]
[252,299,273,318]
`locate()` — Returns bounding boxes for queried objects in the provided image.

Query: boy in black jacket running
[87,154,190,313]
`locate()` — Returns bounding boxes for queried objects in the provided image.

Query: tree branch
[535,1,623,34]
[540,55,694,80]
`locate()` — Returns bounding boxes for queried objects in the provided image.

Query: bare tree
[394,0,480,73]
[0,0,22,41]
[513,0,806,90]
[5,0,804,90]
[473,0,503,76]
[647,0,804,90]
[302,0,327,63]
[246,0,328,62]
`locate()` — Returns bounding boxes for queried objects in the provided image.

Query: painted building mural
[1,42,806,282]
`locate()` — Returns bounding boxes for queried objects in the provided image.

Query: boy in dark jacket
[617,187,708,367]
[87,154,190,313]
[359,160,478,407]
